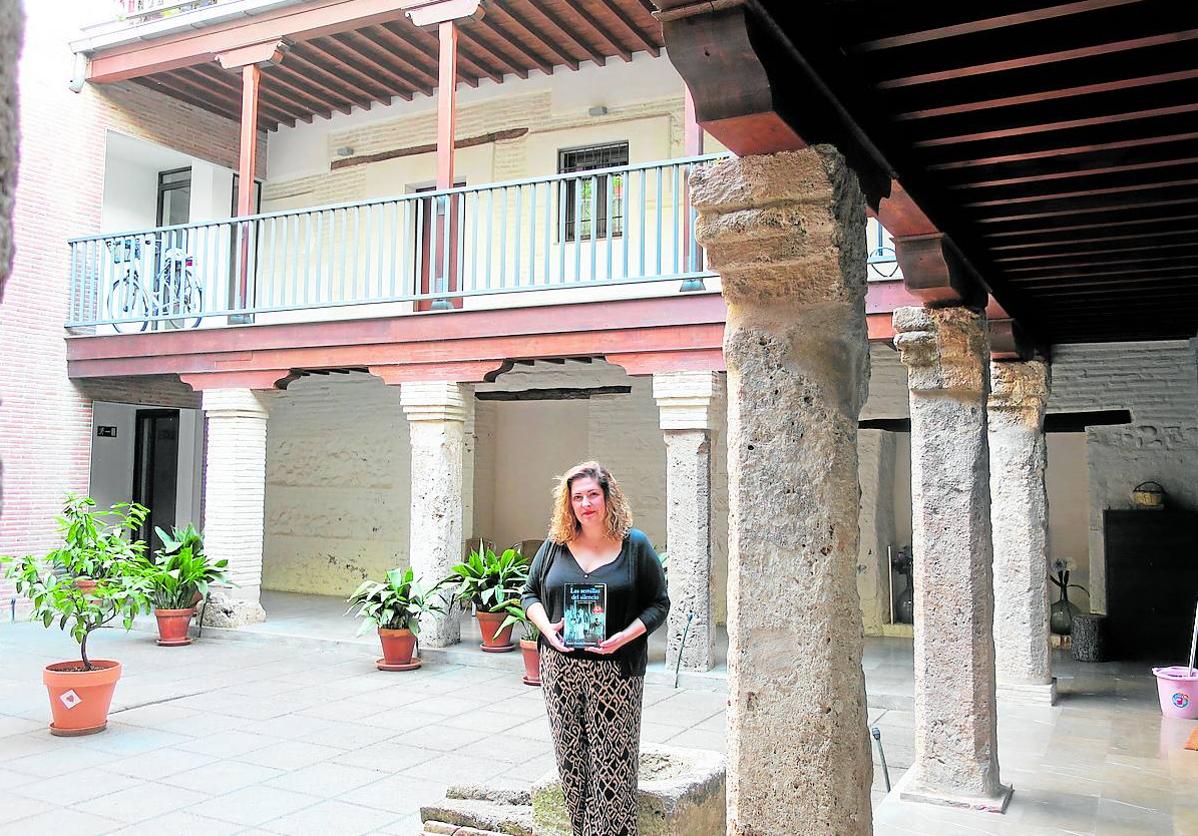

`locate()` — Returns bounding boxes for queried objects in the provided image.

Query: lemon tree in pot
[141,524,228,647]
[346,567,445,671]
[446,541,529,653]
[2,497,152,736]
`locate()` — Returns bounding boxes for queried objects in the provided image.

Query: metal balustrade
[66,153,902,333]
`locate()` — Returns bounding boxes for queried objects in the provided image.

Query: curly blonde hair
[548,461,633,544]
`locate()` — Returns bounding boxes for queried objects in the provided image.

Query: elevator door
[133,409,179,549]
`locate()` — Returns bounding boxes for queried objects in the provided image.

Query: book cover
[563,583,607,648]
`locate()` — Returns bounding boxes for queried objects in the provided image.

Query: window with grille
[559,142,629,242]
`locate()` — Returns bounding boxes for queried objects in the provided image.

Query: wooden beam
[133,76,260,130]
[216,39,286,70]
[327,32,431,97]
[476,386,631,401]
[386,20,484,86]
[928,131,1198,172]
[182,65,304,126]
[567,4,633,62]
[301,40,396,102]
[951,156,1198,190]
[437,21,458,191]
[405,0,483,27]
[263,62,349,116]
[524,1,607,66]
[457,27,528,79]
[476,10,556,76]
[894,232,988,308]
[593,0,660,57]
[914,103,1198,149]
[348,28,438,92]
[491,1,579,71]
[284,46,384,109]
[330,128,528,170]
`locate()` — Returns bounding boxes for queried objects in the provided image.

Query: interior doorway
[133,409,180,549]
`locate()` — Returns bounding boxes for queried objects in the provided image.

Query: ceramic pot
[378,627,418,666]
[477,610,515,652]
[520,639,541,686]
[42,660,122,736]
[154,608,194,646]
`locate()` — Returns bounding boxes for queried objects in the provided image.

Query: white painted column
[654,370,722,672]
[893,306,1011,813]
[201,388,270,627]
[989,360,1055,705]
[401,381,468,647]
[693,149,873,834]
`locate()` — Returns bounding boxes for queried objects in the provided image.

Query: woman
[522,461,670,836]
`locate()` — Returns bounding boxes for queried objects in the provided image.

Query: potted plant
[141,524,228,647]
[346,567,445,671]
[446,541,529,653]
[496,600,542,686]
[1,498,153,736]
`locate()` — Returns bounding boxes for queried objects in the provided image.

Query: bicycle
[106,235,204,333]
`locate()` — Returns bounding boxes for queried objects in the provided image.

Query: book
[563,582,607,648]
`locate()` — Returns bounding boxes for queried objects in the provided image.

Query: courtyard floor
[0,605,1194,835]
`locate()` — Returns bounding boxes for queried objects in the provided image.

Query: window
[156,167,191,227]
[558,142,628,242]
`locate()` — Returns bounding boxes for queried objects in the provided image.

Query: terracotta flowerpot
[377,627,421,672]
[154,608,195,647]
[477,610,515,653]
[73,578,97,593]
[42,660,122,736]
[520,639,541,686]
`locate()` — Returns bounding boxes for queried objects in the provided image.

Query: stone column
[857,429,899,635]
[692,149,873,835]
[653,370,722,672]
[201,388,270,627]
[989,360,1055,705]
[893,306,1011,813]
[462,395,477,547]
[401,381,468,647]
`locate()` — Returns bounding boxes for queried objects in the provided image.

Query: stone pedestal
[692,148,873,835]
[893,306,1011,813]
[200,388,270,626]
[989,360,1056,706]
[653,371,721,672]
[401,381,468,647]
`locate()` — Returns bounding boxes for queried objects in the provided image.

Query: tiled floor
[1,605,1194,835]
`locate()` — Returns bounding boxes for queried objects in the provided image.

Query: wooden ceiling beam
[284,47,384,109]
[982,210,1198,240]
[134,75,273,131]
[593,0,660,57]
[301,39,402,102]
[928,131,1198,171]
[994,240,1194,263]
[950,156,1198,190]
[965,177,1198,209]
[853,0,1140,52]
[567,5,633,62]
[185,64,308,125]
[1002,253,1192,275]
[262,62,347,116]
[488,2,578,71]
[328,31,432,97]
[385,21,485,87]
[989,225,1198,252]
[976,195,1198,225]
[354,27,440,90]
[518,1,606,67]
[475,13,555,76]
[1007,264,1195,285]
[457,27,527,79]
[878,28,1198,89]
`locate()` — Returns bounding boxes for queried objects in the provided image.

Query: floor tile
[262,760,384,797]
[160,759,284,794]
[188,785,321,827]
[259,798,399,835]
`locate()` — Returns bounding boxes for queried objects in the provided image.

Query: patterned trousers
[540,649,644,836]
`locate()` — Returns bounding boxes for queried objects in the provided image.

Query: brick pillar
[401,381,468,647]
[989,360,1055,705]
[200,388,270,627]
[653,370,722,672]
[893,306,1011,812]
[692,149,873,834]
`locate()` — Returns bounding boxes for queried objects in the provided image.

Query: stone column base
[202,590,267,628]
[900,766,1011,809]
[897,769,1013,815]
[997,679,1057,706]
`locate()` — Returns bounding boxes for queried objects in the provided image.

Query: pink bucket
[1152,666,1198,720]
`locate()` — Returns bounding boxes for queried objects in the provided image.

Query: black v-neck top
[521,528,670,678]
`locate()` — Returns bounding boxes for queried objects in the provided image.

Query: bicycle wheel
[159,256,204,329]
[108,275,150,333]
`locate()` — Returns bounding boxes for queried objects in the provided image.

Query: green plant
[495,600,541,643]
[346,567,446,636]
[1,497,153,670]
[141,525,229,610]
[446,541,529,614]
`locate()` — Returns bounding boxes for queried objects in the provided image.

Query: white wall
[101,154,158,232]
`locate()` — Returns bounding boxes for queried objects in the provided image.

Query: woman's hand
[542,618,573,654]
[594,619,647,655]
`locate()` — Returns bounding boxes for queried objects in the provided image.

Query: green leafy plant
[141,525,229,610]
[346,567,446,636]
[446,540,529,614]
[495,600,541,643]
[1,497,153,670]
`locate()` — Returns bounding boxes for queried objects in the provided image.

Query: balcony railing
[67,155,729,333]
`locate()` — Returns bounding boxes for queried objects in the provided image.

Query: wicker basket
[1132,481,1165,509]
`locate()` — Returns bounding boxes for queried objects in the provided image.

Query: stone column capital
[893,306,989,395]
[691,149,866,307]
[200,388,271,419]
[653,371,724,431]
[400,381,469,423]
[988,360,1050,421]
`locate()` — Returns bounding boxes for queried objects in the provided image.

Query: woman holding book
[521,460,670,836]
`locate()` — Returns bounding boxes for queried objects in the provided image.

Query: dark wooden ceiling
[663,0,1198,345]
[135,0,663,133]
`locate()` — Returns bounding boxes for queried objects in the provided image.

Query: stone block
[201,590,265,628]
[531,745,725,836]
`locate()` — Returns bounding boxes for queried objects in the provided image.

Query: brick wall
[0,5,255,612]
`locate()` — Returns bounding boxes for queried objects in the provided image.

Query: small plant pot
[42,660,122,736]
[377,627,421,671]
[154,608,195,646]
[520,639,541,686]
[477,610,515,653]
[73,578,97,593]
